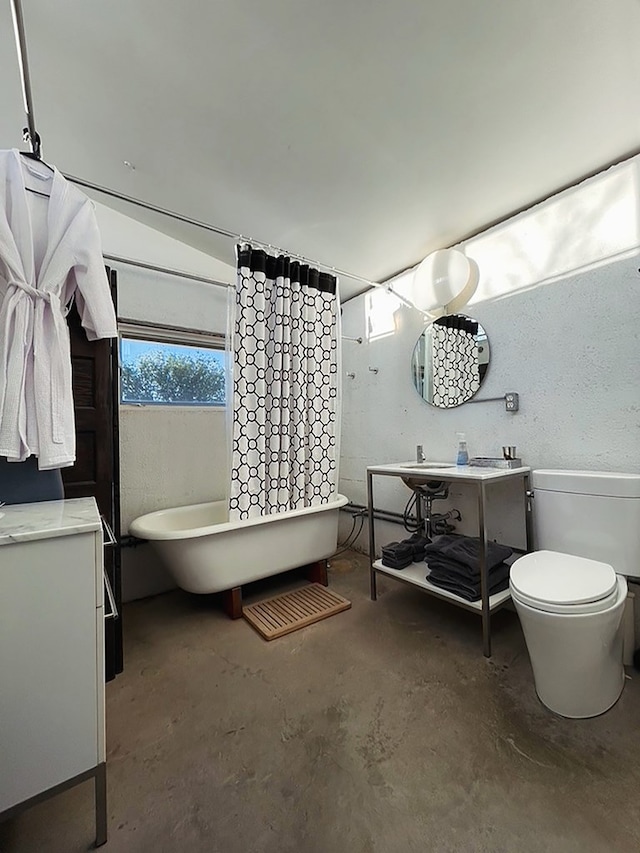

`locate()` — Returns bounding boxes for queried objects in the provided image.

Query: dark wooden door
[62,268,123,680]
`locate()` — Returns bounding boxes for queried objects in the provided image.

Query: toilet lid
[510,550,617,607]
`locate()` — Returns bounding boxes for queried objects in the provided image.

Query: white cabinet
[0,498,107,846]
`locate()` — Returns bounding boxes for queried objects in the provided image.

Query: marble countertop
[0,497,101,546]
[367,461,531,481]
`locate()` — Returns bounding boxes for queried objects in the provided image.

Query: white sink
[396,461,455,489]
[397,461,453,469]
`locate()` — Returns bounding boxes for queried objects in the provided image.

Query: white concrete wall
[95,202,236,601]
[339,158,640,556]
[119,407,229,602]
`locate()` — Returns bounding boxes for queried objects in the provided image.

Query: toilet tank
[532,470,640,578]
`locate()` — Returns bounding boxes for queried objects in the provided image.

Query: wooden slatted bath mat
[243,583,351,640]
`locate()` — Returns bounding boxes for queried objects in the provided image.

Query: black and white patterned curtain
[229,245,340,520]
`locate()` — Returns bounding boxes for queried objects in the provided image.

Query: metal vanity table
[367,462,532,657]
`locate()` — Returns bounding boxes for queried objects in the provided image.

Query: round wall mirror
[411,314,490,408]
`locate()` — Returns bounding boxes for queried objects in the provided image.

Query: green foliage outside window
[121,339,225,405]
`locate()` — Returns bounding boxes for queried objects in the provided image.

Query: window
[120,337,226,406]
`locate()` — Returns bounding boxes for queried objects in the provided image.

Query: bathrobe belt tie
[7,279,71,447]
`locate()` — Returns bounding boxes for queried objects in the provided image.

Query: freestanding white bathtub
[129,494,349,595]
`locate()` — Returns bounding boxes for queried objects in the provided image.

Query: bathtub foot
[306,560,328,587]
[222,586,243,619]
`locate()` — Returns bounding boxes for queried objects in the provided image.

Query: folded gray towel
[425,534,512,573]
[427,562,511,602]
[427,558,511,593]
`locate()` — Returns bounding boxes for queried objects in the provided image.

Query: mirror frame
[411,313,490,409]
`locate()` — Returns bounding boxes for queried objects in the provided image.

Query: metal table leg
[478,481,491,657]
[524,471,533,552]
[94,762,107,847]
[368,470,377,600]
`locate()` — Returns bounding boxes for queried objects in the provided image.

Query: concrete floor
[3,551,640,853]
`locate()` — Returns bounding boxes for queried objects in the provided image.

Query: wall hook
[346,372,356,379]
[368,367,379,374]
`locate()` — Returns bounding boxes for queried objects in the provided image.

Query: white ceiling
[1,0,640,300]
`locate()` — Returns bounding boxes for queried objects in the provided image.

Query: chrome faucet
[416,444,426,463]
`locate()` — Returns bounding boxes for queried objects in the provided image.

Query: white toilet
[510,470,640,718]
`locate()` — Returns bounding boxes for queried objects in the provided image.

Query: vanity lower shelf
[372,560,512,613]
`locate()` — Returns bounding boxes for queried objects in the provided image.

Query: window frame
[118,320,227,409]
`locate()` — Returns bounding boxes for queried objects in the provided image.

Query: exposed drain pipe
[342,501,416,528]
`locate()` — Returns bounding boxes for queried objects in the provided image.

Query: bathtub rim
[129,493,349,541]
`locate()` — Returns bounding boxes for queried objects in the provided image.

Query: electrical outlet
[504,392,519,412]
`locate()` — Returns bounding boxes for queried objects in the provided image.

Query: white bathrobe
[0,149,117,469]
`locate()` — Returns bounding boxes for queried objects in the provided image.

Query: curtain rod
[66,173,431,315]
[8,1,387,296]
[103,253,229,289]
[66,173,380,288]
[12,0,640,314]
[9,0,428,317]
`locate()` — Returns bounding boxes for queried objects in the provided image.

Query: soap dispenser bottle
[456,433,469,466]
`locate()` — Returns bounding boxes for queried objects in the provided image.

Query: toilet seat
[510,550,619,615]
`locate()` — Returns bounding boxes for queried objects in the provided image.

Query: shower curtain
[228,245,340,521]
